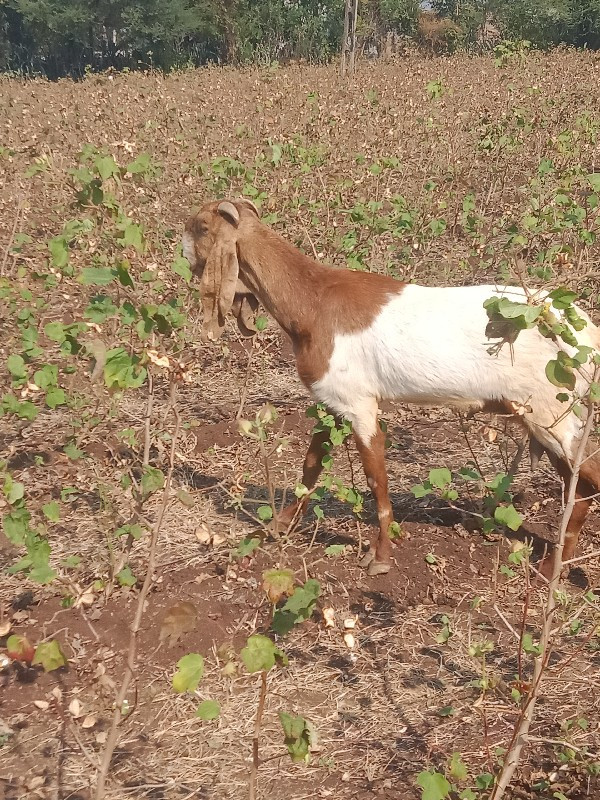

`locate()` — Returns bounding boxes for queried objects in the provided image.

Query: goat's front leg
[352,413,394,577]
[278,426,331,530]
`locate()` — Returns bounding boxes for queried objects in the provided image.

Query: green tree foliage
[2,0,600,76]
[433,0,600,50]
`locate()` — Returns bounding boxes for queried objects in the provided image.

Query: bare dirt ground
[1,52,600,800]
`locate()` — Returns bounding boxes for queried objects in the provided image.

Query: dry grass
[1,51,600,800]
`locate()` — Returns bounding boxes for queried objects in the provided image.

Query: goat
[183,198,600,579]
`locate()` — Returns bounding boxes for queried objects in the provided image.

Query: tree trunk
[341,0,359,77]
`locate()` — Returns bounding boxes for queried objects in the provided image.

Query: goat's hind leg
[539,452,600,580]
[278,425,331,531]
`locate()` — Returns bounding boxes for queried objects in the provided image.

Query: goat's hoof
[359,549,376,568]
[367,559,391,577]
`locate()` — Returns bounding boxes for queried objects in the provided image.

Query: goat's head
[183,198,260,341]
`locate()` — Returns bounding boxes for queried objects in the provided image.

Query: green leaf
[411,483,431,498]
[177,488,195,508]
[545,358,576,391]
[262,568,295,604]
[115,260,134,288]
[104,347,146,390]
[233,535,261,557]
[42,501,60,522]
[587,173,600,192]
[172,256,192,283]
[32,640,67,672]
[282,579,320,619]
[127,153,153,174]
[324,544,346,557]
[257,505,273,522]
[45,386,66,409]
[64,441,85,460]
[48,237,69,268]
[116,566,137,587]
[475,773,494,790]
[429,468,451,489]
[4,477,24,505]
[44,321,66,342]
[95,154,119,181]
[7,354,26,381]
[172,653,205,693]
[3,507,31,544]
[521,633,542,655]
[33,364,58,390]
[141,466,164,497]
[494,504,523,531]
[241,634,287,673]
[449,751,468,780]
[115,523,144,540]
[79,267,115,286]
[120,221,144,251]
[548,287,578,309]
[255,315,268,332]
[279,712,313,763]
[416,770,451,800]
[195,699,220,720]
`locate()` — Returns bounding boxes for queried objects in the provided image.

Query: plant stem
[94,380,180,800]
[249,670,268,800]
[490,401,596,800]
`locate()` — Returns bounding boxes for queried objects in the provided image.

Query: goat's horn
[218,201,240,226]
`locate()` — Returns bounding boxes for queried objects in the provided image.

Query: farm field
[1,50,600,800]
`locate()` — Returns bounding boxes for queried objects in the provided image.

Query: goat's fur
[184,199,600,579]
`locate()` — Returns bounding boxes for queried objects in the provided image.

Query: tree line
[1,0,600,78]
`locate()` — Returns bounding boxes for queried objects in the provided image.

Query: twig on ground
[1,199,22,278]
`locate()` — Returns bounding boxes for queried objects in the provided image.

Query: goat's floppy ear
[231,294,260,337]
[199,224,239,341]
[237,198,260,218]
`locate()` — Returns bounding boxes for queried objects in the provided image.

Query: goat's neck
[238,226,323,339]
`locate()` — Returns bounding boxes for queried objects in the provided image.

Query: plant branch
[490,399,596,800]
[94,379,180,800]
[249,670,268,800]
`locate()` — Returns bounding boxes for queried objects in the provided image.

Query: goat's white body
[312,284,599,458]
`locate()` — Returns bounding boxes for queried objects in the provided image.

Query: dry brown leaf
[195,524,212,545]
[159,602,198,646]
[68,699,82,718]
[146,349,170,368]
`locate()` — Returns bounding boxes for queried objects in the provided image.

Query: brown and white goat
[183,198,600,579]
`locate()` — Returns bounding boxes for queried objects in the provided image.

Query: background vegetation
[2,0,600,77]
